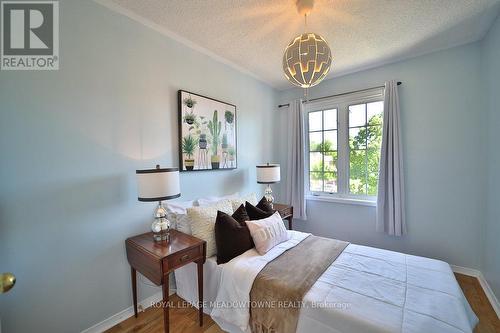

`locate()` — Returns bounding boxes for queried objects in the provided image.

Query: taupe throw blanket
[249,235,349,333]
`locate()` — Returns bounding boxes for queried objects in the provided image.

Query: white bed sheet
[175,256,222,313]
[176,231,478,333]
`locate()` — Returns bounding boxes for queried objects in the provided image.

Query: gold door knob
[0,273,16,293]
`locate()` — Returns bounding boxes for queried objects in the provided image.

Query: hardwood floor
[455,274,500,333]
[106,274,499,333]
[105,294,224,333]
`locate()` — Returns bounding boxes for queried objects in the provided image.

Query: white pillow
[197,192,240,207]
[165,200,196,214]
[245,212,290,255]
[187,199,233,257]
[164,200,196,234]
[175,214,192,235]
[230,192,258,211]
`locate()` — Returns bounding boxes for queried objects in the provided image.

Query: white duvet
[209,231,478,333]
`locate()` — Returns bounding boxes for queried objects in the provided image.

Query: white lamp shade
[136,167,180,201]
[256,164,280,184]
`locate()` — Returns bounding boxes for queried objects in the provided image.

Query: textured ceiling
[99,0,500,89]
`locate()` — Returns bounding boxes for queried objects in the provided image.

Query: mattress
[176,231,478,333]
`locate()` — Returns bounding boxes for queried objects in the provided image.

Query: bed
[175,230,478,333]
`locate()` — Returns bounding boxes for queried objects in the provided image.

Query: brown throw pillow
[233,204,254,247]
[245,201,274,220]
[256,196,274,213]
[232,204,250,223]
[215,210,254,264]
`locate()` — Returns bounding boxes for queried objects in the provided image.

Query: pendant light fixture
[282,0,332,92]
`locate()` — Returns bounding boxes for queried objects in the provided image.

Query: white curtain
[285,100,307,220]
[376,80,406,235]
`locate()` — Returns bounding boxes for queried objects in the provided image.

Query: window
[305,88,384,202]
[308,109,338,193]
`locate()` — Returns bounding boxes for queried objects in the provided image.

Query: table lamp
[256,163,280,208]
[136,165,180,242]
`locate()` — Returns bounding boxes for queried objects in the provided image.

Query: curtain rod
[277,81,402,108]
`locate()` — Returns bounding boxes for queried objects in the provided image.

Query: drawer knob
[180,254,190,262]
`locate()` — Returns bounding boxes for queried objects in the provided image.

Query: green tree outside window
[309,111,383,196]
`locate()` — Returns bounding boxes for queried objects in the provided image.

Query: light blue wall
[0,1,278,332]
[481,14,500,299]
[277,42,486,270]
[0,2,497,332]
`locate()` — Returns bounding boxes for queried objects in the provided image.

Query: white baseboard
[451,265,500,318]
[450,264,481,277]
[81,290,174,333]
[477,272,500,319]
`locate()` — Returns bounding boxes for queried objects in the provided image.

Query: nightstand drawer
[163,246,201,271]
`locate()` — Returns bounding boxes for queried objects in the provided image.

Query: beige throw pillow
[187,199,233,257]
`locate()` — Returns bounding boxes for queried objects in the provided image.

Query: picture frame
[178,90,237,171]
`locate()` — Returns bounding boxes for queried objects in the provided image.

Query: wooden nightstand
[273,203,293,230]
[125,230,206,333]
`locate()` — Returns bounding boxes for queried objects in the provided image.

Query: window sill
[306,195,377,207]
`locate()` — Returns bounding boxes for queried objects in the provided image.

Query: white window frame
[304,87,384,205]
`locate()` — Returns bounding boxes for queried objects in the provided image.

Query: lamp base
[264,184,274,209]
[153,229,170,242]
[152,202,171,242]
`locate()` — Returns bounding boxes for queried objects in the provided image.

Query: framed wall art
[178,90,237,171]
